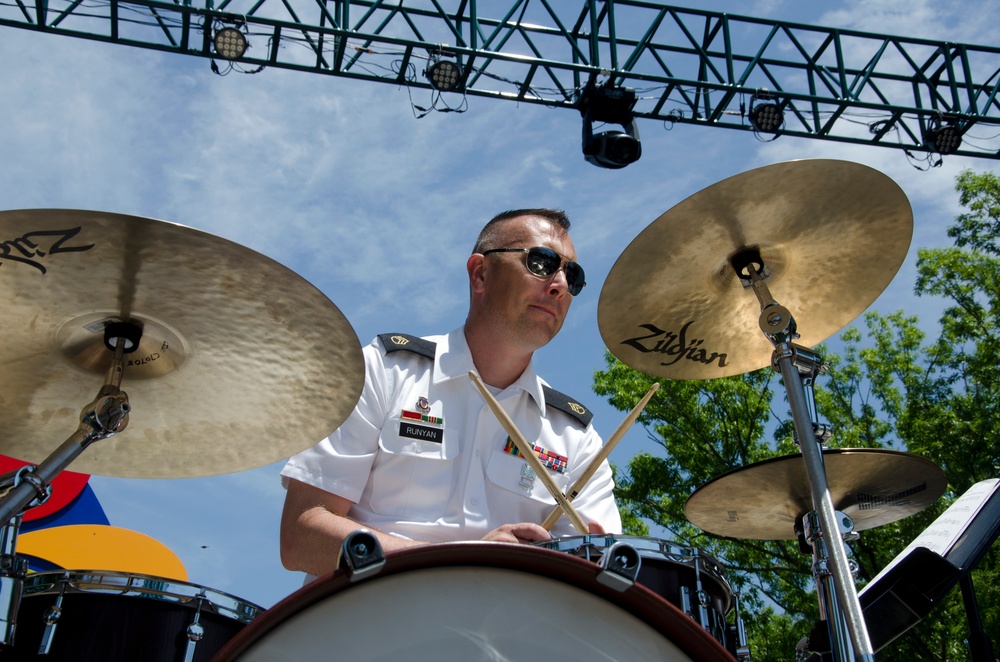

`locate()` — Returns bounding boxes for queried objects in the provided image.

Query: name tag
[399,422,443,444]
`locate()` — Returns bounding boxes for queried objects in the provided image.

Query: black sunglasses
[481,246,586,296]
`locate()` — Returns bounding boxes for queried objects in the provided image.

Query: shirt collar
[435,326,546,411]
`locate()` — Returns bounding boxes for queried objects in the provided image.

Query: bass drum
[215,542,732,661]
[10,571,263,661]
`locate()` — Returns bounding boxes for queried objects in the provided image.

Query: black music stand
[859,478,1000,659]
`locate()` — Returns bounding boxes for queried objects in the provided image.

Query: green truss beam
[3,0,999,159]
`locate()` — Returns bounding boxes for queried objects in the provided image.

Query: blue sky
[1,0,997,613]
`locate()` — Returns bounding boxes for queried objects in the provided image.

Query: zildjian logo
[622,322,730,369]
[0,228,95,273]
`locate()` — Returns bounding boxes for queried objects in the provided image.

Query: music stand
[859,478,1000,658]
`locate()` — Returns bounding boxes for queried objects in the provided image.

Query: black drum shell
[6,571,261,662]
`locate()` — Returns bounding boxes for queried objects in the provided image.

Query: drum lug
[340,530,386,582]
[595,541,641,592]
[182,591,208,662]
[36,573,69,655]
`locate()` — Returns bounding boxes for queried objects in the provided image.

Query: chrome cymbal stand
[735,253,874,662]
[0,322,138,646]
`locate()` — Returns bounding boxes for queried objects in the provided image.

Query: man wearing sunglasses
[279,209,621,581]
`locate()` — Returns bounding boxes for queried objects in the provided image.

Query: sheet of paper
[864,478,999,588]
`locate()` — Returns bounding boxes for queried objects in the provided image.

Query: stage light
[577,81,642,169]
[925,121,963,155]
[425,58,463,92]
[214,27,248,60]
[749,92,784,134]
[582,117,641,169]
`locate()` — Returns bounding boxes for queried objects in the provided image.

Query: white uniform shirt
[281,326,622,544]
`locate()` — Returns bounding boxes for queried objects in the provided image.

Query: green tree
[595,169,1000,661]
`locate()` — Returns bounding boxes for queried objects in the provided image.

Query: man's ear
[467,253,487,293]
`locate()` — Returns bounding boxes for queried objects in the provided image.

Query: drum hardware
[0,208,364,654]
[687,555,713,640]
[595,540,642,591]
[597,160,914,381]
[0,324,140,646]
[0,209,364,478]
[183,589,208,662]
[38,582,64,655]
[469,371,590,533]
[338,529,386,582]
[799,510,863,660]
[744,259,873,660]
[599,160,930,660]
[731,592,751,661]
[540,382,659,531]
[0,512,28,647]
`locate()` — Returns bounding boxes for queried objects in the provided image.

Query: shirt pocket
[485,449,572,508]
[368,417,455,519]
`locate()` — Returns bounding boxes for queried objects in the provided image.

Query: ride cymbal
[598,160,912,379]
[0,209,363,478]
[684,449,947,540]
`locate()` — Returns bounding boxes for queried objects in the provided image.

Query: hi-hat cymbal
[684,449,946,540]
[599,160,912,379]
[0,209,363,478]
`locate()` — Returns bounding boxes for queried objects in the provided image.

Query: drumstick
[468,371,589,534]
[540,382,660,531]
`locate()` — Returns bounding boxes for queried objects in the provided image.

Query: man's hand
[482,519,609,544]
[587,520,606,535]
[482,522,551,544]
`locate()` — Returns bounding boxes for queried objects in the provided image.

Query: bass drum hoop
[215,541,732,661]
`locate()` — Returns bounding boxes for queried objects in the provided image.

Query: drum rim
[535,534,735,613]
[22,569,264,623]
[214,541,733,661]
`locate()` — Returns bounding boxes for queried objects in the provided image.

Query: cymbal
[684,449,947,540]
[598,160,912,379]
[0,209,363,478]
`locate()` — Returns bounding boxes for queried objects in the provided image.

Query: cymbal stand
[736,255,874,661]
[0,322,138,645]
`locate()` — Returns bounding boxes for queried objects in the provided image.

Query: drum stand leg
[801,510,863,661]
[0,324,137,647]
[737,258,874,661]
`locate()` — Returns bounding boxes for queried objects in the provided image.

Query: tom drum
[537,535,742,656]
[9,571,262,661]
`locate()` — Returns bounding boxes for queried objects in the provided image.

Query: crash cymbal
[0,209,363,478]
[599,160,912,379]
[684,449,946,540]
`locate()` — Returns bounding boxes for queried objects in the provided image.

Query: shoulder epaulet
[377,333,436,360]
[542,385,593,427]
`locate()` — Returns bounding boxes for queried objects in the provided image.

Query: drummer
[279,209,622,580]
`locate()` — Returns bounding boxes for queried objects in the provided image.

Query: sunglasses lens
[565,262,585,296]
[525,247,561,277]
[525,247,585,296]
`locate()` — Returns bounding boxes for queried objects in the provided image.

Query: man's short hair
[472,209,571,254]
